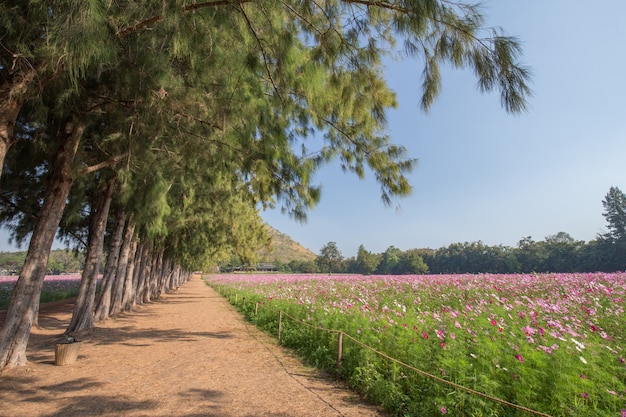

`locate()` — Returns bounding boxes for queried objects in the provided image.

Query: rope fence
[219,288,554,417]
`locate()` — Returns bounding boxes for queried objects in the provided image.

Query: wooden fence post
[337,331,343,373]
[278,311,283,344]
[255,302,259,315]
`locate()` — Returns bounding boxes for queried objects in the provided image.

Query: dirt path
[0,276,386,417]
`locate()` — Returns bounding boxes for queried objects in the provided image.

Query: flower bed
[207,272,626,417]
[0,275,83,310]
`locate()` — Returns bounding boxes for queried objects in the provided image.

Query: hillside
[258,225,317,264]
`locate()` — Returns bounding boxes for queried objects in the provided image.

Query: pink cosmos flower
[440,406,447,414]
[538,345,552,354]
[515,354,524,362]
[580,392,589,398]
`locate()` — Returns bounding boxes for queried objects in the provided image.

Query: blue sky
[261,1,626,257]
[1,1,625,258]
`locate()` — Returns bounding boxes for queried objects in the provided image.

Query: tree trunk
[163,259,174,292]
[166,265,174,292]
[179,270,190,287]
[93,208,126,321]
[122,237,139,311]
[168,264,182,292]
[168,265,177,292]
[0,120,16,180]
[66,177,116,333]
[151,249,165,300]
[0,70,38,180]
[0,118,83,370]
[138,242,153,304]
[132,242,146,305]
[110,215,135,315]
[142,244,154,304]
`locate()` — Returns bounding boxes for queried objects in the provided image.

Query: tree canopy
[597,186,626,271]
[0,0,532,370]
[601,186,626,243]
[317,241,344,273]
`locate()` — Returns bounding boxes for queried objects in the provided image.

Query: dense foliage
[207,273,626,417]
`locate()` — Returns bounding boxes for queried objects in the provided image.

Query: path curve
[0,275,386,417]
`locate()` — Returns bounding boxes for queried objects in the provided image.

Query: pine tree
[601,187,626,243]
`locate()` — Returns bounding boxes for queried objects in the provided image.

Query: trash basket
[54,341,83,366]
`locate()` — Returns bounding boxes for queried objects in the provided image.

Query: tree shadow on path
[89,324,234,348]
[0,373,229,417]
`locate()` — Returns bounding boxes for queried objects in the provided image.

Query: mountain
[258,225,317,264]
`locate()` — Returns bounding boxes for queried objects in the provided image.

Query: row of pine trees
[0,2,531,370]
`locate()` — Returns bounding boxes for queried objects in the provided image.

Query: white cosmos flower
[571,338,585,351]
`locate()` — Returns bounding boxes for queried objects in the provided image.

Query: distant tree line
[279,187,626,274]
[0,250,85,275]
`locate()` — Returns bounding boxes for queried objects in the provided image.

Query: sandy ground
[0,275,386,417]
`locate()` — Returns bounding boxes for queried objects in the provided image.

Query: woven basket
[54,341,83,366]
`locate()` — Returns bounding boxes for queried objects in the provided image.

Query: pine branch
[0,193,38,222]
[174,112,223,132]
[238,4,285,106]
[81,152,129,175]
[341,0,409,13]
[84,96,136,113]
[116,0,253,38]
[63,230,87,249]
[185,0,252,12]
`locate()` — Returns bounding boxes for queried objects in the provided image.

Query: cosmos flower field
[0,275,83,310]
[206,273,626,417]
